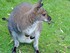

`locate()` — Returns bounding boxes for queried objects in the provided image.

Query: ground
[0,0,70,53]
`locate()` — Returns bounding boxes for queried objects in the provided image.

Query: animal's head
[32,0,51,24]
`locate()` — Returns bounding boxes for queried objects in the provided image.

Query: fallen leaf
[19,49,22,53]
[8,39,13,45]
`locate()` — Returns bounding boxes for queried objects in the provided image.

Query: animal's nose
[47,15,51,21]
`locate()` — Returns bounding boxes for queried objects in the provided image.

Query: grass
[0,0,70,53]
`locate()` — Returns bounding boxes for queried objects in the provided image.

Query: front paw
[30,36,35,39]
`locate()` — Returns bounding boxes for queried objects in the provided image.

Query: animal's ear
[33,0,43,12]
[37,0,43,9]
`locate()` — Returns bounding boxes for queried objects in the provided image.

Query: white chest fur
[17,34,34,43]
[17,21,41,43]
[24,21,40,35]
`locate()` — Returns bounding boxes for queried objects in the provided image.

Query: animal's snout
[47,15,51,21]
[47,15,52,24]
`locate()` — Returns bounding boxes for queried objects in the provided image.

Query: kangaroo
[2,0,51,53]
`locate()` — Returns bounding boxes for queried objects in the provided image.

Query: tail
[2,17,8,21]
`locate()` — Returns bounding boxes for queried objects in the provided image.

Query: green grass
[0,0,70,53]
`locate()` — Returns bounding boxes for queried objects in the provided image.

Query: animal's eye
[42,14,46,16]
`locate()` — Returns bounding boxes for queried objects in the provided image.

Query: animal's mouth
[47,21,54,25]
[48,21,51,24]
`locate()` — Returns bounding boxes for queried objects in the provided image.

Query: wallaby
[2,0,51,53]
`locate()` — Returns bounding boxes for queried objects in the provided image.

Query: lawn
[0,0,70,53]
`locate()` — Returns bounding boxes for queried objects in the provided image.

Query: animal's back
[14,2,32,14]
[8,2,33,31]
[9,2,32,20]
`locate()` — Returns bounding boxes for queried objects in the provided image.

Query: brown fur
[9,2,45,31]
[7,0,52,53]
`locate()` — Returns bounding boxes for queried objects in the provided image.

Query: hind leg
[12,40,19,53]
[11,31,19,53]
[33,31,40,53]
[9,30,19,53]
